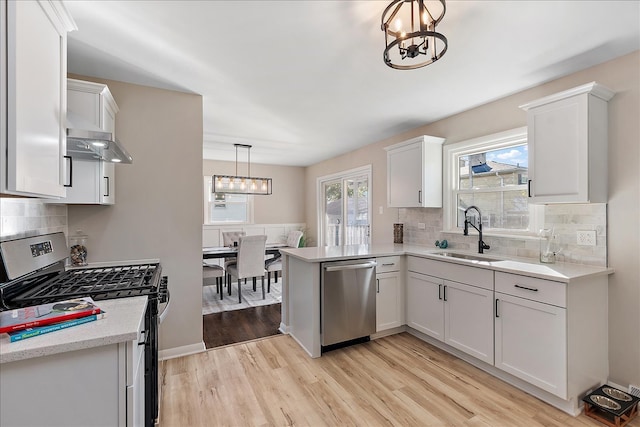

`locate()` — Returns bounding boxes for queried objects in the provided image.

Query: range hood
[66,112,133,164]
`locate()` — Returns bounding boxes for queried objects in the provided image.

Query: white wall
[67,75,204,356]
[203,159,305,224]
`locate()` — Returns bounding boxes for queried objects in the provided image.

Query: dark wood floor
[202,303,282,349]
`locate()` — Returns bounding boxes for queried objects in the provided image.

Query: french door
[318,166,371,247]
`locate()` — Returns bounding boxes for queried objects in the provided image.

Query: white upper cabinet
[385,135,445,208]
[58,79,119,205]
[1,0,76,197]
[520,82,614,204]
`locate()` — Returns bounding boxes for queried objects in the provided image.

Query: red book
[0,297,102,333]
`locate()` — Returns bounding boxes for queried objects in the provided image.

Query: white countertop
[279,244,613,283]
[0,296,147,364]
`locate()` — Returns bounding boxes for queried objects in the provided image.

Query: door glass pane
[324,181,342,246]
[345,176,369,245]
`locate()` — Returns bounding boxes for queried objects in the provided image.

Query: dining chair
[226,235,268,303]
[202,261,225,300]
[265,230,303,291]
[222,231,246,284]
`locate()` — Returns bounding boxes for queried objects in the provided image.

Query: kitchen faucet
[464,205,490,254]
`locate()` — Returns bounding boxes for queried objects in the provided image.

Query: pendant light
[381,0,448,70]
[213,144,272,195]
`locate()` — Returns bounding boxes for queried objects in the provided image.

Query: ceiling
[64,1,640,167]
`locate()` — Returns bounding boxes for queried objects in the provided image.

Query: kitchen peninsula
[279,244,612,415]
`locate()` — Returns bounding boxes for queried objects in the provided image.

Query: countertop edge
[281,245,613,283]
[0,297,147,364]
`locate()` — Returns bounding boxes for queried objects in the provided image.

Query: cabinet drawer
[495,272,566,308]
[376,256,401,273]
[407,256,493,290]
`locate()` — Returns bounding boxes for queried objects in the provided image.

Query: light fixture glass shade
[212,144,273,195]
[213,175,272,195]
[381,0,447,70]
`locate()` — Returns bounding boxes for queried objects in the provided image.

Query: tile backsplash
[0,199,67,240]
[399,203,607,267]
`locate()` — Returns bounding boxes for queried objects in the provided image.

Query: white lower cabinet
[1,313,145,426]
[376,256,403,332]
[495,291,567,398]
[406,257,494,365]
[443,280,494,364]
[406,272,444,339]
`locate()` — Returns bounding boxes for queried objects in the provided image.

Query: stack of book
[0,297,106,343]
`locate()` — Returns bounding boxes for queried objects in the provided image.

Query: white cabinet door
[58,158,115,205]
[2,0,73,197]
[495,292,567,398]
[406,272,444,339]
[385,136,445,208]
[521,82,613,204]
[376,271,402,331]
[443,280,494,364]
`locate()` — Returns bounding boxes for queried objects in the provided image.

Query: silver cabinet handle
[382,263,395,266]
[515,284,538,292]
[376,278,380,293]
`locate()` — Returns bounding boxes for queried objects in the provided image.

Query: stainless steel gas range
[0,232,169,427]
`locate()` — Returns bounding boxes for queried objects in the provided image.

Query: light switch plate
[577,230,596,246]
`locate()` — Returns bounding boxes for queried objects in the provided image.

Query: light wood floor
[160,333,639,427]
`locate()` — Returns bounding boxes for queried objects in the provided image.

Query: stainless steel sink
[432,252,502,263]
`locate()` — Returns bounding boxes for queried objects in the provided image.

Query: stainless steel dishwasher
[321,259,377,348]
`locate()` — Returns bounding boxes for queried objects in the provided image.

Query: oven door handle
[159,289,171,323]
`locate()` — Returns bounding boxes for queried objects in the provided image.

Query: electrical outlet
[577,230,596,246]
[418,223,426,230]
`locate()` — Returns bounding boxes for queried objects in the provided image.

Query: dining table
[202,243,288,260]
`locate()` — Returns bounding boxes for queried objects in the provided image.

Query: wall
[0,199,67,239]
[203,159,305,224]
[67,75,204,356]
[304,51,640,388]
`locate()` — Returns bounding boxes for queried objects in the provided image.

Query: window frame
[203,176,254,225]
[443,127,543,237]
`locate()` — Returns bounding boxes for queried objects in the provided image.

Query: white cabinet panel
[444,280,494,364]
[406,272,444,339]
[376,271,402,331]
[1,0,74,197]
[495,292,567,398]
[385,135,445,208]
[520,82,613,204]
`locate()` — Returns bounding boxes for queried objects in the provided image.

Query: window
[203,177,253,224]
[443,127,542,235]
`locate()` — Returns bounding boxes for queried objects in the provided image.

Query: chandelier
[381,0,448,70]
[213,144,272,195]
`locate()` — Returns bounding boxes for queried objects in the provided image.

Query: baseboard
[371,325,406,339]
[159,341,206,361]
[278,322,290,334]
